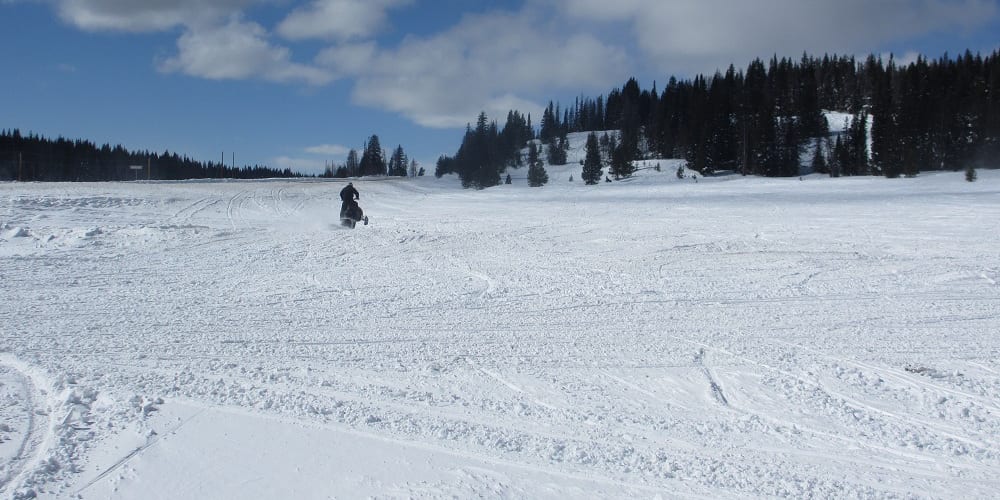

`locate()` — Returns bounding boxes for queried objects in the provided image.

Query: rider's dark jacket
[340,184,359,203]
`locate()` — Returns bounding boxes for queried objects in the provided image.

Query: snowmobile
[340,201,369,229]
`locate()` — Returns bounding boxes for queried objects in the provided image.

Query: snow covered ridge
[2,172,1000,498]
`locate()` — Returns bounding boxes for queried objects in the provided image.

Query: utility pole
[147,157,151,180]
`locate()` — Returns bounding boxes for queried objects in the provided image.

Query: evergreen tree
[452,112,503,189]
[527,142,549,187]
[599,133,612,159]
[539,102,559,144]
[811,138,828,174]
[500,110,534,167]
[387,145,408,176]
[527,141,541,171]
[610,133,637,179]
[435,155,455,178]
[830,135,844,177]
[547,134,568,165]
[345,149,360,177]
[870,57,899,177]
[582,132,603,184]
[848,109,870,176]
[966,165,977,182]
[359,135,386,176]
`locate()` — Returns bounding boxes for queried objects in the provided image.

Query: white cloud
[321,10,628,128]
[556,0,1000,75]
[277,0,412,41]
[52,1,334,86]
[158,17,334,86]
[315,42,377,74]
[54,0,255,32]
[305,144,351,156]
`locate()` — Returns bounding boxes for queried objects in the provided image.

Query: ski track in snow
[2,167,1000,498]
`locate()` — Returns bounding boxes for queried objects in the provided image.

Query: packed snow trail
[1,170,999,498]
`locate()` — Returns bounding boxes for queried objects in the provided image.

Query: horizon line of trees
[0,129,429,182]
[0,130,298,182]
[438,49,1000,189]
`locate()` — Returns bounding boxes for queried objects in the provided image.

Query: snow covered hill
[2,170,999,498]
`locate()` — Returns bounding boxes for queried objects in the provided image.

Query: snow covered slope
[2,170,999,498]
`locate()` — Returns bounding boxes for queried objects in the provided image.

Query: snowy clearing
[2,168,999,498]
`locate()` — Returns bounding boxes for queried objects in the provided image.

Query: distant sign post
[129,165,143,181]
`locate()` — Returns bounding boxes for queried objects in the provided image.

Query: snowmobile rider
[340,182,360,218]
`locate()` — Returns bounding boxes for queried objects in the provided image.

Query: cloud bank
[557,0,999,74]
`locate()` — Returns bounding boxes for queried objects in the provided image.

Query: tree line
[0,129,427,182]
[437,50,1000,189]
[0,130,297,181]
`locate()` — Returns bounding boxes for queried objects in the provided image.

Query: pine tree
[527,142,548,187]
[540,102,559,144]
[849,109,870,176]
[811,138,827,174]
[966,165,977,182]
[610,134,636,179]
[547,134,568,165]
[582,132,603,184]
[830,135,845,177]
[434,155,455,178]
[345,149,360,177]
[388,145,408,176]
[359,135,386,176]
[526,141,540,172]
[870,57,898,177]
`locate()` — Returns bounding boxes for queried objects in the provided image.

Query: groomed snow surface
[2,165,999,499]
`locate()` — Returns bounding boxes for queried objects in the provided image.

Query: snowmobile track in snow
[0,357,55,499]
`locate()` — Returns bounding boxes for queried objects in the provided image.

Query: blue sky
[3,0,999,175]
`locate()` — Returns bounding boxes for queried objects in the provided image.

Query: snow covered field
[2,167,999,498]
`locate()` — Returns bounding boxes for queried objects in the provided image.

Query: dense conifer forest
[438,50,1000,188]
